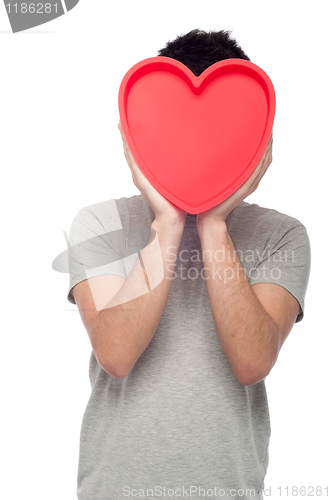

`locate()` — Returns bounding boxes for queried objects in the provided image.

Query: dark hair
[157,29,251,76]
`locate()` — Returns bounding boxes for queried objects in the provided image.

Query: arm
[91,218,184,378]
[197,218,299,386]
[90,122,187,378]
[196,134,299,385]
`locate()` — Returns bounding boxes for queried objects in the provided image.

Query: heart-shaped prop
[119,57,276,214]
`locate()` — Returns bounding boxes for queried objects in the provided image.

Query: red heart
[119,57,275,214]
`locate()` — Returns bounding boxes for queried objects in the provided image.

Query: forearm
[92,218,184,378]
[197,218,279,385]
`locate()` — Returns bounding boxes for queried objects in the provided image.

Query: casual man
[67,29,311,500]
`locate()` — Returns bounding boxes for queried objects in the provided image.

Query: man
[67,29,311,500]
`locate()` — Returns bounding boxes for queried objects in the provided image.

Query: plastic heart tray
[119,56,276,214]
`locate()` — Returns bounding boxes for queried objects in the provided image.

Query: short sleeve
[67,205,126,305]
[248,223,311,323]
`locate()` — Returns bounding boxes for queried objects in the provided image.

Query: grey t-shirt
[67,194,311,500]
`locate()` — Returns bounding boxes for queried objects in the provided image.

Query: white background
[1,1,331,499]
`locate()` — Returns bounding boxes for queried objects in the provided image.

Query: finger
[238,146,269,196]
[118,123,141,183]
[248,148,272,195]
[246,158,264,188]
[248,161,267,194]
[266,135,273,155]
[118,124,124,142]
[246,169,263,194]
[120,132,134,163]
[121,134,133,163]
[254,138,272,175]
[248,166,266,195]
[122,140,146,184]
[119,125,126,144]
[260,136,272,162]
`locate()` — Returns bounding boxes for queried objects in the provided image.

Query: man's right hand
[118,123,187,227]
